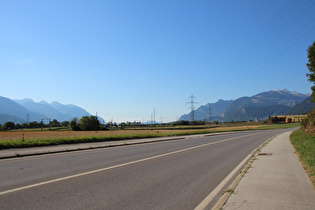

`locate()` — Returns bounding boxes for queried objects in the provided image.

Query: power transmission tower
[186,94,198,122]
[152,109,156,125]
[208,104,211,124]
[95,112,98,131]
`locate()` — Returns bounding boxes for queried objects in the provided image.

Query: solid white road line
[0,133,259,196]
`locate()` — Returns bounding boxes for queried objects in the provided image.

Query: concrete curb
[212,133,281,209]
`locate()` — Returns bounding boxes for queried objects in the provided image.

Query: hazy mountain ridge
[224,89,307,115]
[0,96,47,124]
[49,101,92,120]
[179,89,311,122]
[224,105,291,122]
[0,96,101,124]
[1,89,312,125]
[179,99,233,121]
[0,113,26,124]
[285,96,315,115]
[13,99,72,122]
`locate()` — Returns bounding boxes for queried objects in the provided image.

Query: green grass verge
[290,130,315,188]
[0,133,162,149]
[257,123,300,129]
[0,129,229,149]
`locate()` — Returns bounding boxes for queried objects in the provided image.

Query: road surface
[0,129,292,209]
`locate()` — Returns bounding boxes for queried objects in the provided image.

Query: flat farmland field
[0,126,263,141]
[0,130,161,141]
[0,123,299,149]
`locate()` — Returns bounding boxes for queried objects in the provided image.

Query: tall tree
[79,116,100,131]
[50,119,60,127]
[2,122,15,130]
[69,117,80,131]
[306,41,315,101]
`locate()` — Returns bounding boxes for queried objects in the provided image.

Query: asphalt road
[0,129,292,209]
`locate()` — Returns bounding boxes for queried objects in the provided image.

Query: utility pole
[186,94,198,122]
[208,104,211,124]
[95,112,98,131]
[153,109,156,125]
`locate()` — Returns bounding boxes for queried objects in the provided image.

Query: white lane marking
[0,133,259,196]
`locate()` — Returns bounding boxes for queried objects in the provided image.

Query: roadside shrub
[301,109,315,132]
[79,116,100,131]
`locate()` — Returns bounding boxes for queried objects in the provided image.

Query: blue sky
[1,0,315,123]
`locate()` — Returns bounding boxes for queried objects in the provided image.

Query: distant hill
[0,96,46,124]
[49,101,92,120]
[13,99,92,122]
[224,89,307,116]
[224,105,291,122]
[286,96,315,115]
[0,96,104,124]
[179,89,309,122]
[179,99,232,121]
[0,113,26,125]
[13,99,71,122]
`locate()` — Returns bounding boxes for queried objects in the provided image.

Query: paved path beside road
[222,131,315,210]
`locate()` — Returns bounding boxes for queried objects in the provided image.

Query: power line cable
[198,0,315,103]
[197,0,298,103]
[231,17,315,92]
[218,0,313,91]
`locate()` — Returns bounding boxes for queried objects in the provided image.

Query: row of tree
[1,116,224,131]
[172,120,219,125]
[0,116,102,131]
[0,120,70,131]
[68,116,140,130]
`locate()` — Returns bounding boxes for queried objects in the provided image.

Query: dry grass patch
[0,123,298,149]
[0,125,264,141]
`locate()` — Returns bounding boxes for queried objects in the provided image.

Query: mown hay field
[0,125,263,141]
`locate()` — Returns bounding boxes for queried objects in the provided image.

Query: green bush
[1,122,15,131]
[301,109,315,131]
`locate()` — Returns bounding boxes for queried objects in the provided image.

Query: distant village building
[271,115,306,123]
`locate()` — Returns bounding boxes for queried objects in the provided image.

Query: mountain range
[179,89,314,122]
[1,89,314,125]
[0,96,103,124]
